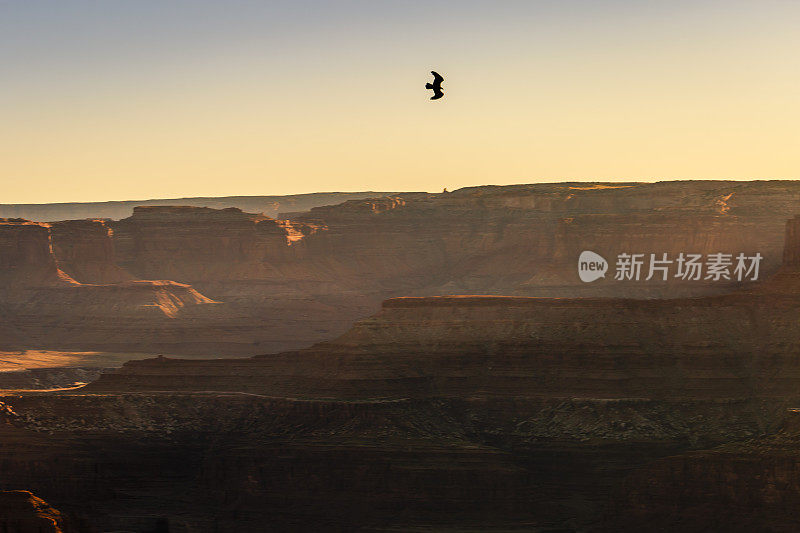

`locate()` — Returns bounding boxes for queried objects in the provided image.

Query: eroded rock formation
[84,210,800,399]
[0,219,262,356]
[0,209,796,530]
[0,490,69,533]
[6,180,800,357]
[0,219,72,288]
[49,219,132,284]
[2,182,800,530]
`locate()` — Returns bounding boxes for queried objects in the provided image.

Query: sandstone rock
[3,182,800,531]
[111,206,302,282]
[82,214,800,400]
[7,181,800,356]
[0,490,67,533]
[0,219,75,288]
[49,219,132,284]
[0,219,273,356]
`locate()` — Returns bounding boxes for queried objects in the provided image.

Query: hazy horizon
[3,1,799,204]
[4,177,800,207]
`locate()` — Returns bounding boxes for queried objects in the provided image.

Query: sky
[1,0,799,203]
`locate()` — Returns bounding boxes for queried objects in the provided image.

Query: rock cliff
[21,206,797,531]
[49,219,132,284]
[0,219,278,356]
[3,179,793,357]
[0,490,70,533]
[84,212,800,399]
[109,206,317,283]
[81,290,800,400]
[0,219,73,288]
[287,181,798,298]
[6,181,800,530]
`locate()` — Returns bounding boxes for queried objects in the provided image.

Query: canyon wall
[84,210,800,399]
[49,219,132,284]
[9,183,800,529]
[0,218,291,356]
[3,190,800,530]
[111,206,294,282]
[0,490,71,533]
[6,180,797,356]
[34,181,800,297]
[16,205,795,531]
[0,219,72,289]
[82,291,800,400]
[284,181,799,298]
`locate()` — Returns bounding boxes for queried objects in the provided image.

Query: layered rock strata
[15,211,795,531]
[6,181,800,356]
[4,183,800,529]
[85,209,800,398]
[0,490,70,533]
[0,219,278,356]
[48,219,132,284]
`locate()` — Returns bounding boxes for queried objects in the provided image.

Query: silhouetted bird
[426,71,444,100]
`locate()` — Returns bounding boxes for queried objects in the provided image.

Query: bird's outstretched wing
[431,71,444,85]
[430,88,444,100]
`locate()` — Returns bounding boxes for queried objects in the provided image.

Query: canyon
[3,180,800,363]
[2,181,800,530]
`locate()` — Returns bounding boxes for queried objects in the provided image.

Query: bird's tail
[425,83,433,89]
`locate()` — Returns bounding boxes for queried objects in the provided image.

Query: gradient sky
[1,1,799,203]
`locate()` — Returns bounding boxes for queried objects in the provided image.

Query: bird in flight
[425,71,444,100]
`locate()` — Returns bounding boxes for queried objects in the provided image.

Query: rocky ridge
[0,490,70,533]
[84,211,800,400]
[0,211,797,530]
[3,182,800,529]
[7,180,800,358]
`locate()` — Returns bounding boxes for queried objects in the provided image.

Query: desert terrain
[2,181,800,531]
